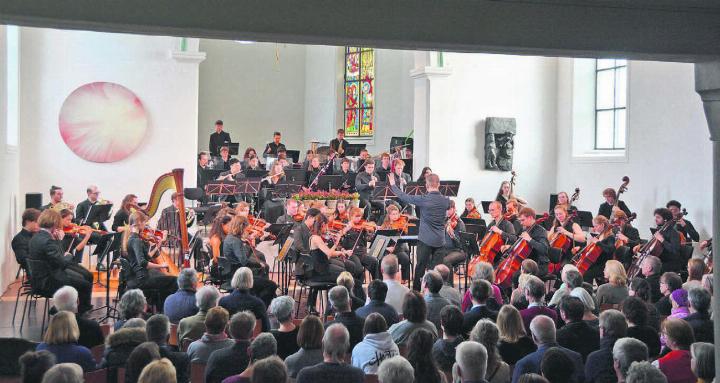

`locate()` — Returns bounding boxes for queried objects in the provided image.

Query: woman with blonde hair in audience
[469,319,511,383]
[36,311,96,372]
[690,342,714,383]
[596,260,629,306]
[138,358,176,383]
[461,261,503,312]
[496,305,536,365]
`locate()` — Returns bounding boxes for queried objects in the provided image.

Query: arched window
[344,47,374,137]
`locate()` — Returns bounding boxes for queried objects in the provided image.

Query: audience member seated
[511,274,532,311]
[406,329,444,383]
[682,259,705,291]
[325,285,365,349]
[357,279,400,326]
[512,315,584,383]
[19,350,56,383]
[690,342,714,383]
[138,358,177,383]
[101,320,147,370]
[378,355,415,383]
[652,318,696,383]
[612,338,649,383]
[556,296,599,361]
[497,305,537,366]
[568,281,598,327]
[163,268,199,324]
[640,256,663,303]
[285,315,324,379]
[622,297,661,358]
[655,272,682,317]
[423,271,453,331]
[540,347,575,383]
[453,341,489,383]
[432,305,464,376]
[251,356,287,383]
[36,311,96,372]
[669,289,690,319]
[626,361,667,383]
[267,297,299,360]
[126,342,161,383]
[41,363,84,383]
[324,272,366,316]
[520,276,557,333]
[352,313,399,374]
[296,324,365,383]
[548,264,581,307]
[463,279,498,337]
[145,314,189,383]
[585,309,628,383]
[219,267,270,331]
[223,333,277,383]
[186,307,234,363]
[178,285,220,344]
[685,287,713,343]
[381,255,410,314]
[205,311,255,383]
[462,261,503,312]
[115,289,148,331]
[434,264,462,307]
[388,291,438,346]
[628,278,661,331]
[596,260,629,307]
[53,286,104,349]
[469,319,511,383]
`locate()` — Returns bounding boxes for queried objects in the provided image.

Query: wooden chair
[190,362,206,383]
[90,344,105,364]
[364,374,379,383]
[83,368,107,383]
[169,323,179,346]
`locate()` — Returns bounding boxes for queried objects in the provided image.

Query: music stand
[549,194,559,212]
[343,144,366,157]
[85,203,113,226]
[199,204,224,226]
[284,169,308,184]
[227,143,240,156]
[575,211,594,229]
[457,231,480,290]
[285,150,301,163]
[439,181,461,197]
[481,201,493,214]
[91,232,122,322]
[267,223,293,246]
[369,235,394,261]
[317,175,343,191]
[372,182,397,201]
[404,182,426,195]
[202,168,223,181]
[245,169,269,179]
[204,182,238,196]
[372,229,401,244]
[461,217,485,226]
[273,183,303,199]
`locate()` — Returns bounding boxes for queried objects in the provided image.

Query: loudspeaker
[26,193,43,210]
[549,194,558,212]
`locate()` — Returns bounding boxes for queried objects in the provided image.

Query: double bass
[614,176,630,210]
[626,209,687,279]
[495,214,550,286]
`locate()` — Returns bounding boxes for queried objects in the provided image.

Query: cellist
[548,204,585,257]
[500,207,550,276]
[633,208,682,273]
[612,210,641,269]
[487,201,516,250]
[505,199,523,235]
[580,216,616,284]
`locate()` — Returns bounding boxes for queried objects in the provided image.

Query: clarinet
[308,152,337,191]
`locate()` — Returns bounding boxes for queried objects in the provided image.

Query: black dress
[125,233,178,308]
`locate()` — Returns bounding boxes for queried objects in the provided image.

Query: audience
[357,279,400,326]
[325,285,365,349]
[453,341,489,383]
[101,320,147,372]
[388,291,438,346]
[652,318,695,383]
[223,332,277,383]
[296,323,364,383]
[268,295,300,359]
[497,305,537,366]
[462,261,503,312]
[655,272,682,317]
[19,350,56,383]
[612,337,649,383]
[596,260,629,306]
[626,361,667,383]
[40,363,84,383]
[115,289,148,331]
[548,264,580,307]
[378,355,415,383]
[126,342,161,383]
[512,315,584,383]
[629,277,661,331]
[163,268,199,324]
[205,311,255,383]
[434,264,462,307]
[622,297,661,358]
[585,309,628,383]
[682,259,705,291]
[406,329,444,383]
[690,342,714,383]
[138,358,177,383]
[219,267,270,331]
[684,287,713,342]
[517,373,549,383]
[381,255,410,314]
[540,347,574,383]
[520,276,557,333]
[469,319,510,383]
[53,286,104,349]
[568,279,598,327]
[250,356,287,383]
[640,256,663,303]
[432,305,464,376]
[556,296,599,361]
[178,285,220,344]
[669,289,690,319]
[423,270,453,331]
[145,314,189,383]
[336,271,366,310]
[351,313,399,374]
[36,311,96,372]
[285,315,324,379]
[463,279,498,336]
[186,306,234,363]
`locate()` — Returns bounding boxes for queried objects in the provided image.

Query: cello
[626,209,687,279]
[468,218,505,276]
[572,221,617,276]
[549,210,579,253]
[495,214,550,287]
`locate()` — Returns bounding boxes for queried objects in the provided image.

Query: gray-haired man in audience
[453,341,489,383]
[378,355,415,383]
[178,285,220,344]
[296,324,365,383]
[612,337,649,383]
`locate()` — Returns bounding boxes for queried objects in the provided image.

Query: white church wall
[556,59,712,240]
[18,28,199,226]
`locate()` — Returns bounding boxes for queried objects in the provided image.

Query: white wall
[19,28,199,224]
[556,59,712,238]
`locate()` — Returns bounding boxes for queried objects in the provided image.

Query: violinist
[276,199,302,228]
[208,215,232,273]
[112,194,139,232]
[337,158,356,193]
[461,198,482,219]
[635,208,682,273]
[500,207,550,276]
[60,209,93,263]
[548,204,585,255]
[333,200,350,223]
[355,160,379,219]
[433,200,467,270]
[221,216,275,302]
[217,158,243,182]
[505,199,523,235]
[123,211,178,307]
[581,215,617,284]
[487,201,516,245]
[329,128,349,157]
[666,200,699,243]
[28,209,94,314]
[598,187,631,219]
[340,207,378,280]
[380,204,412,281]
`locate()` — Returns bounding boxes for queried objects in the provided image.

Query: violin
[63,224,107,236]
[335,211,349,223]
[465,208,482,219]
[448,213,459,230]
[351,220,377,232]
[292,213,305,222]
[495,213,550,287]
[140,227,165,244]
[385,215,416,234]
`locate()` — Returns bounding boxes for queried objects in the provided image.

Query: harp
[145,169,190,257]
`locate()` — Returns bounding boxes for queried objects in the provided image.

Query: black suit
[11,229,33,269]
[159,344,190,383]
[209,131,231,156]
[205,340,251,383]
[556,320,600,361]
[330,138,350,157]
[645,273,662,303]
[76,313,105,349]
[326,312,365,350]
[462,305,498,336]
[684,312,714,343]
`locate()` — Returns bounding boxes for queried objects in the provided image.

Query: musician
[333,200,349,223]
[28,209,93,314]
[434,200,467,270]
[157,192,186,250]
[666,200,699,243]
[330,128,350,157]
[276,152,291,168]
[60,209,93,263]
[112,194,139,232]
[11,208,41,271]
[356,149,371,173]
[220,215,269,277]
[263,131,286,157]
[41,185,70,211]
[417,167,432,184]
[244,155,263,172]
[613,210,641,267]
[388,172,450,291]
[122,211,178,308]
[582,215,617,284]
[495,181,526,209]
[376,153,392,181]
[487,201,516,247]
[208,215,232,270]
[197,151,210,189]
[276,198,302,227]
[306,155,324,187]
[355,160,379,218]
[74,185,107,230]
[208,119,231,156]
[500,207,550,276]
[461,198,481,219]
[598,187,631,219]
[340,207,378,280]
[638,208,682,273]
[389,159,411,191]
[554,191,577,214]
[217,158,243,182]
[337,158,356,193]
[548,204,585,258]
[505,199,523,235]
[217,146,232,171]
[381,204,412,281]
[243,147,258,164]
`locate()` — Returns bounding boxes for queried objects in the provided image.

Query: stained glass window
[344,47,374,137]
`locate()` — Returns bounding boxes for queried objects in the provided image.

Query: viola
[495,214,550,287]
[350,219,377,232]
[384,215,416,234]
